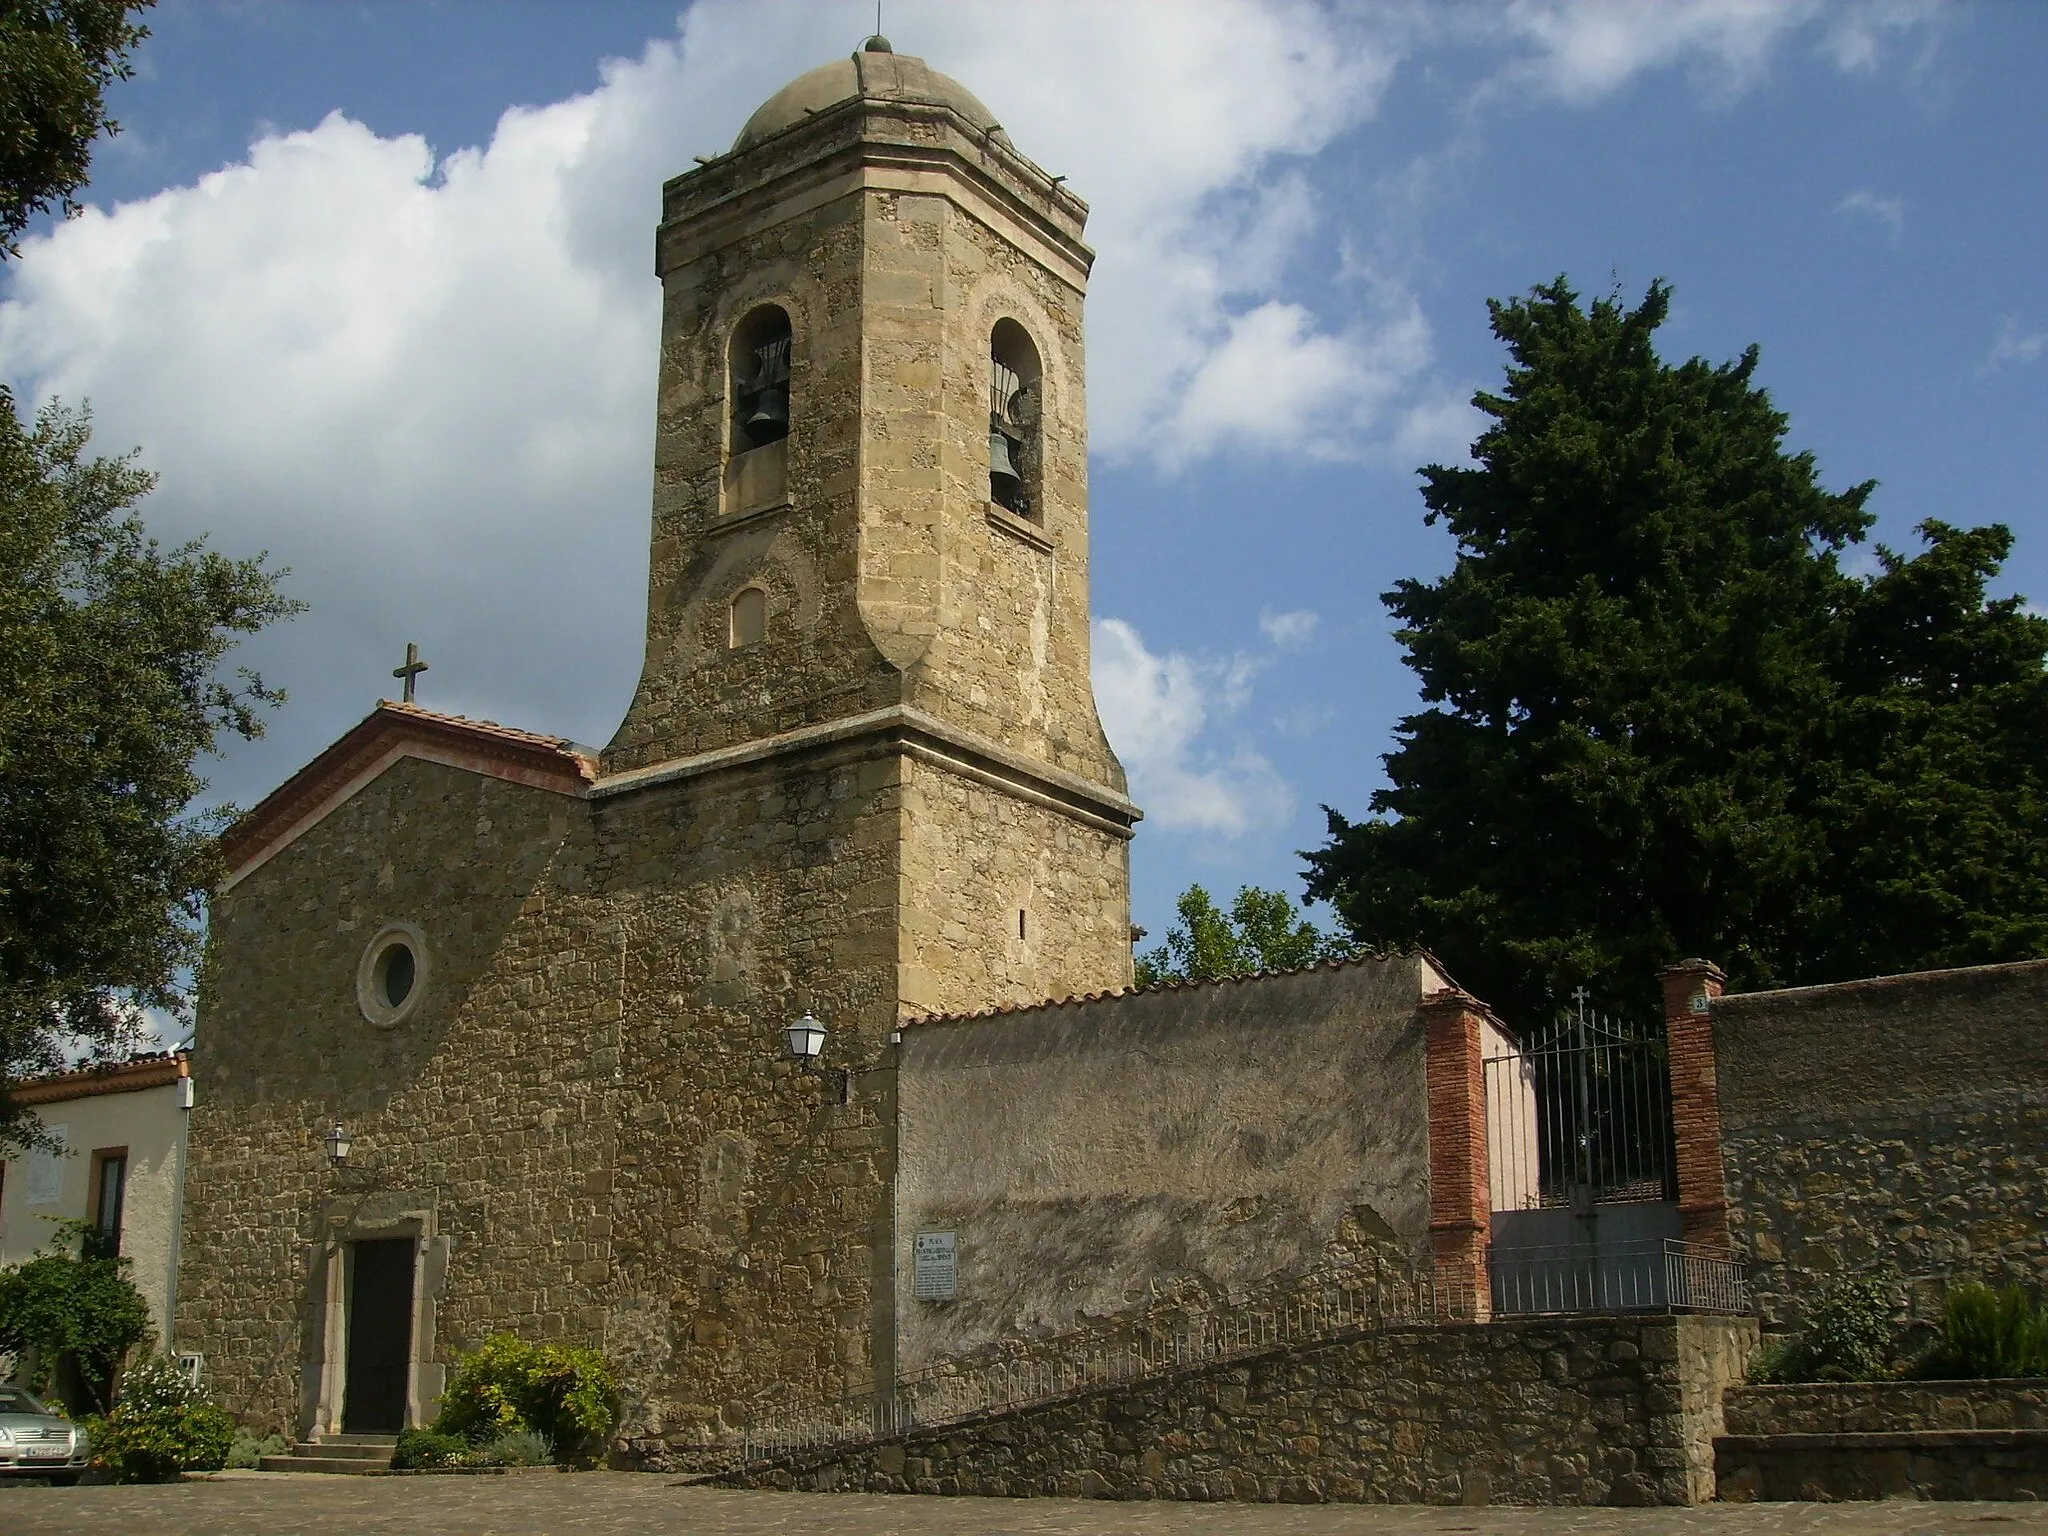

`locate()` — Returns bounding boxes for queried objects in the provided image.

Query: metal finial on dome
[863,34,893,53]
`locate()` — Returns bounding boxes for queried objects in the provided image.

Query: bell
[988,428,1023,507]
[744,387,789,444]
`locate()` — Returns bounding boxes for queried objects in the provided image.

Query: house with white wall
[0,1052,193,1346]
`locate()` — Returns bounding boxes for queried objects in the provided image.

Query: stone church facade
[178,41,1149,1450]
[179,41,1531,1468]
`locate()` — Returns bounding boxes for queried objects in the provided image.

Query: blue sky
[3,0,2043,954]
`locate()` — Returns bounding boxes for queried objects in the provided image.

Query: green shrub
[1913,1284,2048,1380]
[1749,1276,1898,1383]
[391,1426,469,1470]
[86,1356,236,1482]
[110,1353,203,1415]
[432,1334,617,1464]
[480,1428,556,1467]
[0,1225,153,1413]
[1745,1335,1796,1384]
[224,1430,288,1470]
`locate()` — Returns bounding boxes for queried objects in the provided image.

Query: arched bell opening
[732,305,792,449]
[989,318,1043,523]
[726,304,794,516]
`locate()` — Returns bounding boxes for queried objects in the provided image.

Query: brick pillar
[1661,958,1730,1248]
[1422,989,1491,1320]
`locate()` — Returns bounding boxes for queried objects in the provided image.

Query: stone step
[257,1453,394,1475]
[1716,1428,2048,1502]
[292,1441,397,1461]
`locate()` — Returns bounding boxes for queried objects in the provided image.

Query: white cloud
[1818,0,1946,72]
[1985,316,2048,373]
[1258,608,1320,648]
[946,6,1408,462]
[0,0,1945,801]
[1092,618,1292,838]
[1270,702,1337,739]
[0,1,1423,779]
[1384,385,1487,468]
[1156,284,1437,467]
[1,71,671,769]
[1835,189,1904,244]
[1488,0,1940,104]
[1494,0,1823,103]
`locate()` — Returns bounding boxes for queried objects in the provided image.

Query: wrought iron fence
[1490,1239,1751,1317]
[1486,992,1675,1211]
[741,1253,1466,1465]
[738,1238,1750,1466]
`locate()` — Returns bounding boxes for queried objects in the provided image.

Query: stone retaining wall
[730,1314,1756,1506]
[1716,1430,2048,1502]
[1712,961,2048,1330]
[1716,1379,2048,1502]
[1724,1379,2048,1435]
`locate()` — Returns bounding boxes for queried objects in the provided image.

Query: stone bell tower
[604,35,1138,1019]
[170,40,1142,1459]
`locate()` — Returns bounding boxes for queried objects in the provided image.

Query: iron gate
[1486,990,1676,1211]
[1482,991,1741,1313]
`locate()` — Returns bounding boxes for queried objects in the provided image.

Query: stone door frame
[302,1190,450,1440]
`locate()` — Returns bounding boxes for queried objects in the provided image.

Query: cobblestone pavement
[3,1473,2047,1536]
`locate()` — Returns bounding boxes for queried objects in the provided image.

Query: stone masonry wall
[592,747,909,1461]
[182,745,913,1448]
[881,184,1120,789]
[1723,1380,2048,1435]
[1716,1381,2048,1503]
[1714,961,2048,1330]
[183,733,1134,1461]
[896,752,1130,1018]
[606,139,895,774]
[738,1314,1757,1506]
[179,757,613,1435]
[891,960,1435,1378]
[610,97,1124,802]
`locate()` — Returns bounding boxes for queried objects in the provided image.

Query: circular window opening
[357,923,429,1027]
[379,943,416,1008]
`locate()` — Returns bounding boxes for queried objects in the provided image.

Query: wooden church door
[342,1237,415,1433]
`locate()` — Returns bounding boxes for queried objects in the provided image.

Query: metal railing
[1490,1239,1751,1317]
[737,1239,1750,1466]
[742,1253,1465,1465]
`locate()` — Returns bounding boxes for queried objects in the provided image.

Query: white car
[0,1387,89,1484]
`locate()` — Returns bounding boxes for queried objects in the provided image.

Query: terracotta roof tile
[898,947,1433,1031]
[373,700,597,762]
[218,700,597,885]
[11,1050,189,1106]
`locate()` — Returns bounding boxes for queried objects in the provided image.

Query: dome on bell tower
[732,36,1006,153]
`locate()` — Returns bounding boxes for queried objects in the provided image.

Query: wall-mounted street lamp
[324,1123,352,1166]
[784,1013,851,1104]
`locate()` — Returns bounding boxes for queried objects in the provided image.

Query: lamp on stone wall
[784,1012,826,1062]
[324,1123,352,1166]
[783,1013,850,1104]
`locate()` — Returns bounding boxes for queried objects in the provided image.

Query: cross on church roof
[392,642,428,704]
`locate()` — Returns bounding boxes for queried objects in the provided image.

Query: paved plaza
[1,1474,2045,1536]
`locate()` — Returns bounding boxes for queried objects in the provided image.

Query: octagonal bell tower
[604,37,1138,1017]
